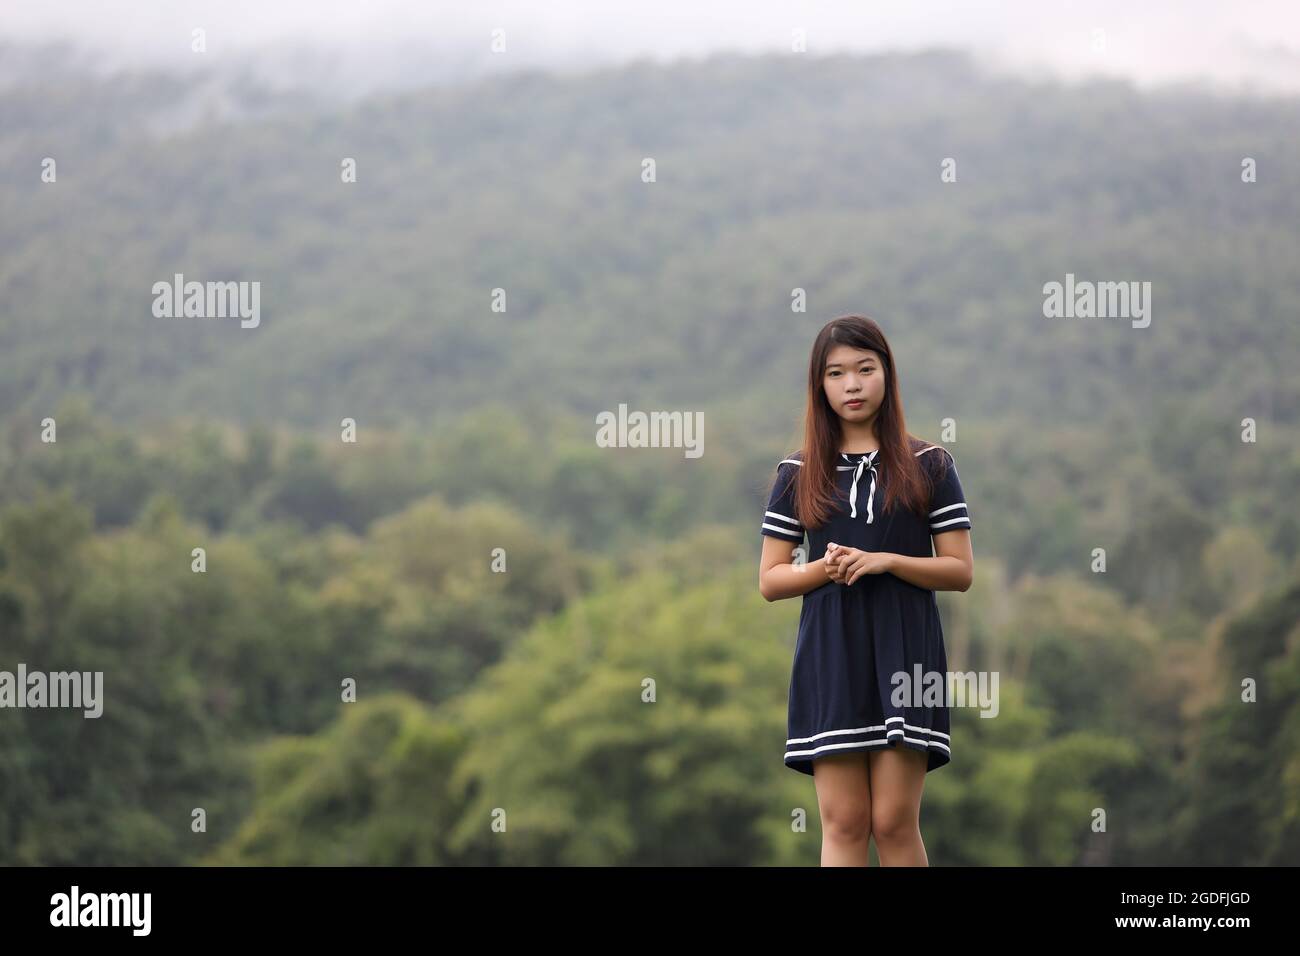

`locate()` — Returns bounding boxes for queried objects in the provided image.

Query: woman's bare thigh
[812,751,872,839]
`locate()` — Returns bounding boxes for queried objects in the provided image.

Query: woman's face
[823,345,886,423]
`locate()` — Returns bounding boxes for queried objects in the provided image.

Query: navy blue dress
[760,441,972,776]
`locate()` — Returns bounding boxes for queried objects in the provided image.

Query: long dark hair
[778,315,947,530]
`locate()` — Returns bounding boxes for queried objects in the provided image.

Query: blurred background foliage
[0,48,1297,864]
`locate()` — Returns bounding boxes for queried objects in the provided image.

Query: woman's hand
[825,543,894,586]
[824,543,850,584]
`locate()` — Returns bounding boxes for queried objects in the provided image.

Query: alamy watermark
[152,273,260,328]
[891,665,999,718]
[0,664,103,718]
[1042,272,1151,328]
[50,886,150,936]
[595,403,703,458]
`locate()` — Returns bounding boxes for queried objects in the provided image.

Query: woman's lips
[846,400,864,407]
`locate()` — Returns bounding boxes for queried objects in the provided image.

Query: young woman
[758,315,974,867]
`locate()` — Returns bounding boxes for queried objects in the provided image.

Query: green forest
[0,47,1298,864]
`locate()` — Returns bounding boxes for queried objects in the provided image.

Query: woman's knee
[821,798,872,843]
[870,804,919,845]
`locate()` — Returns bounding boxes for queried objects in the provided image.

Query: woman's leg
[812,752,872,866]
[867,747,929,866]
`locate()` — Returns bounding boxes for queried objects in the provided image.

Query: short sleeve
[760,457,805,543]
[926,448,971,535]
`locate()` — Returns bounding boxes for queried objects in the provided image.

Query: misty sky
[4,0,1298,96]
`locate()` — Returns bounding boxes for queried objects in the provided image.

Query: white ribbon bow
[846,450,879,523]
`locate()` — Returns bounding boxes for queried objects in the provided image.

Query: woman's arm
[883,530,973,591]
[759,536,835,601]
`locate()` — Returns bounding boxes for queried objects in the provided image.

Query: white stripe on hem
[788,718,951,744]
[786,737,952,759]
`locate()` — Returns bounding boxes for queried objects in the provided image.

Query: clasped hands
[824,542,894,586]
